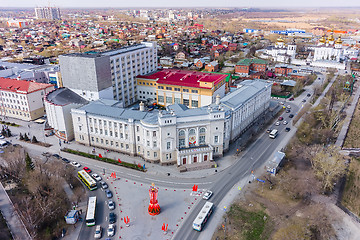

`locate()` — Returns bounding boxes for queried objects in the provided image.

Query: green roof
[236,58,267,66]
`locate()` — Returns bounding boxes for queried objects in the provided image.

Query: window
[153,141,157,148]
[154,152,157,158]
[200,127,206,134]
[79,126,82,131]
[137,126,140,132]
[138,146,141,152]
[100,129,103,134]
[191,100,198,107]
[167,142,171,150]
[166,87,172,90]
[147,141,150,147]
[153,131,156,137]
[125,134,128,139]
[166,153,172,160]
[214,135,219,143]
[166,97,172,104]
[158,86,164,89]
[147,151,150,157]
[183,89,189,92]
[106,140,109,145]
[199,136,205,144]
[115,132,118,137]
[101,139,104,144]
[183,99,189,106]
[116,142,119,147]
[110,131,113,136]
[90,127,93,132]
[137,136,140,141]
[179,130,185,136]
[158,96,164,102]
[78,117,80,122]
[120,133,123,138]
[191,90,198,93]
[105,130,108,135]
[179,138,185,147]
[126,144,129,149]
[175,98,181,104]
[95,128,98,133]
[174,88,180,91]
[121,143,124,148]
[189,129,196,135]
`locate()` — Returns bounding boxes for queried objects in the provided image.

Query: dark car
[289,114,294,118]
[62,158,70,163]
[52,154,61,159]
[285,127,291,132]
[302,99,306,102]
[266,129,272,133]
[278,116,284,121]
[109,212,116,224]
[286,109,291,113]
[307,93,311,97]
[289,97,294,101]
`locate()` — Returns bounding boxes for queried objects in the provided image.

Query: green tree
[25,153,34,171]
[24,133,29,141]
[31,136,38,143]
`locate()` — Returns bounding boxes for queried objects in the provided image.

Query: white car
[283,121,288,125]
[279,101,284,105]
[70,161,81,168]
[0,135,5,139]
[92,173,102,181]
[108,200,115,210]
[107,224,115,237]
[287,105,291,109]
[203,190,213,200]
[275,122,280,126]
[94,225,102,239]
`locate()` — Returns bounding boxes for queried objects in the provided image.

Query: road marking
[127,173,140,178]
[144,177,212,185]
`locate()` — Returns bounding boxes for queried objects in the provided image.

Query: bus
[269,129,278,139]
[193,201,214,231]
[86,196,97,226]
[78,170,97,191]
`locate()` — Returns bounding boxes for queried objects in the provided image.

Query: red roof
[0,78,54,94]
[137,69,227,89]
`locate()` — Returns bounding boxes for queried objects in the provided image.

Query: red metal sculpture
[148,183,160,215]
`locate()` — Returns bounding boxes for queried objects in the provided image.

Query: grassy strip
[341,158,360,217]
[227,204,269,240]
[0,121,20,127]
[62,148,146,172]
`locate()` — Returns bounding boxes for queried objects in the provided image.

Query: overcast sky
[2,0,360,8]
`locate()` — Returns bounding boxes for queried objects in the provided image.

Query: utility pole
[224,216,227,239]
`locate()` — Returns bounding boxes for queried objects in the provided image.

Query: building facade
[0,78,54,121]
[45,88,89,141]
[71,80,272,166]
[59,42,157,106]
[137,69,227,108]
[235,58,268,76]
[35,7,61,20]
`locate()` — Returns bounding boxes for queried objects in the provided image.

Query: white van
[269,129,278,139]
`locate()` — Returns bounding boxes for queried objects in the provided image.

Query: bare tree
[310,145,346,192]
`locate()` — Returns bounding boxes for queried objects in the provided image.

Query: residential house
[205,61,219,72]
[235,58,267,76]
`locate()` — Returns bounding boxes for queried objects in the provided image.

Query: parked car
[107,224,115,237]
[203,190,213,200]
[286,109,291,113]
[108,200,115,210]
[289,97,294,101]
[109,212,116,224]
[302,99,306,102]
[287,105,291,109]
[278,117,283,121]
[275,122,280,126]
[101,181,108,189]
[285,127,291,132]
[105,189,113,198]
[289,114,294,118]
[279,102,284,105]
[62,158,70,163]
[92,173,102,181]
[0,135,5,139]
[307,93,311,97]
[83,167,92,173]
[70,161,81,168]
[283,121,288,125]
[266,129,272,133]
[94,225,102,239]
[52,154,61,159]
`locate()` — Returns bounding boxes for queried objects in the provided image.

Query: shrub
[61,148,145,172]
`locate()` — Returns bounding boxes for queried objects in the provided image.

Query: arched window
[199,127,206,134]
[189,128,196,135]
[179,130,185,137]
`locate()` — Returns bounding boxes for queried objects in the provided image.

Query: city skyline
[2,0,360,8]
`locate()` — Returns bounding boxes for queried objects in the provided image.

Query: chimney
[216,94,220,105]
[139,101,145,111]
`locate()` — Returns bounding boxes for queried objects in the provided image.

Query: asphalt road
[173,104,299,239]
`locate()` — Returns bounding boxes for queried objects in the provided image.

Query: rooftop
[137,69,227,89]
[0,77,54,94]
[45,87,89,106]
[236,58,267,66]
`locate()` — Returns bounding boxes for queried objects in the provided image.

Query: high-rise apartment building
[59,42,157,106]
[35,7,61,20]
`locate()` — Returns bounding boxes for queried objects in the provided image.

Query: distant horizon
[2,0,360,9]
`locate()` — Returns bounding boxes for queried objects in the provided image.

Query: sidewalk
[0,182,31,240]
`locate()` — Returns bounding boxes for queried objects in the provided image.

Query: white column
[196,127,199,146]
[185,129,189,147]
